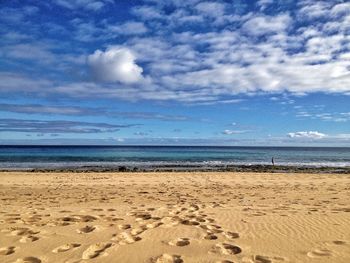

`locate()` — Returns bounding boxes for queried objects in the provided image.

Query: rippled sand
[0,172,349,263]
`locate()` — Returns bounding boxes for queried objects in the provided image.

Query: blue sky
[0,0,349,146]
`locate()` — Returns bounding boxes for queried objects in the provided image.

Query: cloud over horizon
[287,131,327,139]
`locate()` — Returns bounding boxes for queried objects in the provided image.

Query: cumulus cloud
[287,131,326,139]
[87,47,143,84]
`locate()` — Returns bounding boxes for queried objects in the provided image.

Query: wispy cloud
[53,0,112,11]
[257,0,274,11]
[0,119,138,134]
[0,103,189,121]
[287,131,326,139]
[108,21,148,36]
[222,129,251,135]
[3,133,350,146]
[295,107,350,123]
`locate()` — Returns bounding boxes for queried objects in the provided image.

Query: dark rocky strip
[1,164,350,174]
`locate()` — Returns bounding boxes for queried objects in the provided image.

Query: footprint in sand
[113,232,142,245]
[307,248,332,258]
[129,212,152,220]
[118,224,131,230]
[91,208,104,212]
[59,215,97,223]
[155,253,183,263]
[52,243,81,253]
[131,225,147,235]
[14,257,41,263]
[201,225,223,234]
[331,240,347,245]
[180,219,200,226]
[0,246,16,255]
[20,235,39,243]
[215,261,234,263]
[168,238,190,247]
[146,221,163,229]
[253,255,287,263]
[207,225,224,234]
[82,243,112,259]
[10,227,39,236]
[189,204,200,211]
[77,225,96,234]
[204,234,218,240]
[210,243,242,255]
[223,231,240,239]
[160,217,179,227]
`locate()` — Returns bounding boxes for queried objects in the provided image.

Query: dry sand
[0,172,349,263]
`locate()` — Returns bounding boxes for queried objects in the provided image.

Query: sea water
[0,145,350,169]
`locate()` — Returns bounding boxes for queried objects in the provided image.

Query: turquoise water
[0,146,350,168]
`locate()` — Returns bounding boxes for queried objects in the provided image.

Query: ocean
[0,145,350,169]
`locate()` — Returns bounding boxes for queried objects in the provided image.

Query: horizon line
[1,144,349,148]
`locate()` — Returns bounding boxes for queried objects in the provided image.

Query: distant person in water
[272,157,275,166]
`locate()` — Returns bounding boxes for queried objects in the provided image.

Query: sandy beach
[0,172,349,263]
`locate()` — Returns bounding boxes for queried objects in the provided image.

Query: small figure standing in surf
[272,157,275,166]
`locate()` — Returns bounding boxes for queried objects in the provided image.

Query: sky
[0,0,349,146]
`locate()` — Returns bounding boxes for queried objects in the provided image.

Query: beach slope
[0,172,349,263]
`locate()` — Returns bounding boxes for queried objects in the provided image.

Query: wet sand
[0,172,349,263]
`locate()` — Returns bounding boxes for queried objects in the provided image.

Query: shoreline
[1,164,350,173]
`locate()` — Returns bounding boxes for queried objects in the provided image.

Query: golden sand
[0,172,349,263]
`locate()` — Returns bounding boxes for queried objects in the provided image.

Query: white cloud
[109,22,148,35]
[222,129,249,135]
[298,1,330,20]
[131,5,164,20]
[0,72,52,93]
[257,0,274,11]
[3,43,55,63]
[287,131,326,139]
[195,2,226,17]
[87,46,143,84]
[54,0,111,11]
[296,109,350,123]
[331,3,350,17]
[242,14,291,36]
[333,134,350,140]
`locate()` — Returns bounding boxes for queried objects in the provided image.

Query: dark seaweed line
[1,164,350,174]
